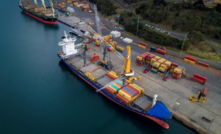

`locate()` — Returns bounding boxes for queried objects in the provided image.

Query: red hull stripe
[23,11,57,25]
[69,68,169,129]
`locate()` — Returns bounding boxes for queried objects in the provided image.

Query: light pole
[180,33,188,58]
[118,15,120,24]
[136,17,140,36]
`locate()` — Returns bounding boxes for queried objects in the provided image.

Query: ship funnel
[152,94,158,108]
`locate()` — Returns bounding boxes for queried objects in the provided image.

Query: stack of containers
[172,66,186,80]
[138,42,148,49]
[151,62,161,73]
[184,56,196,65]
[105,81,129,95]
[170,63,178,73]
[116,83,144,105]
[150,56,161,66]
[58,2,65,10]
[145,54,155,64]
[158,61,172,76]
[72,0,78,6]
[151,58,165,73]
[156,48,166,55]
[106,71,118,80]
[136,52,150,66]
[81,4,89,12]
[157,58,166,64]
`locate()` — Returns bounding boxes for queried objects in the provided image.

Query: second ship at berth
[57,31,172,129]
[19,0,58,25]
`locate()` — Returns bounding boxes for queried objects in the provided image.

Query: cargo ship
[19,0,58,25]
[58,32,172,129]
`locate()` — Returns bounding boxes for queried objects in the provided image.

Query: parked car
[165,31,170,35]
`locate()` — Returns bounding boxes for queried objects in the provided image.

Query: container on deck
[125,85,139,95]
[118,90,132,101]
[116,94,130,105]
[105,86,117,95]
[122,88,135,97]
[129,84,145,94]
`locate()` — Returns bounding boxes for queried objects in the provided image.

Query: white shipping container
[122,38,133,43]
[110,31,121,38]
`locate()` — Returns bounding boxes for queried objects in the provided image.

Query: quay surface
[56,2,221,133]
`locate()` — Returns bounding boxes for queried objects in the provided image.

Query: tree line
[119,12,190,50]
[135,0,221,39]
[89,0,117,16]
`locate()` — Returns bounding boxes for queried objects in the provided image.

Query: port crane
[85,5,138,92]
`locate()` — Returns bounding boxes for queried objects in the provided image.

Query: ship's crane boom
[87,25,125,63]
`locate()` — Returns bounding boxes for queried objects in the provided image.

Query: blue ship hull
[58,53,172,129]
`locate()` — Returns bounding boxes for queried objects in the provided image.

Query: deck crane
[87,5,137,92]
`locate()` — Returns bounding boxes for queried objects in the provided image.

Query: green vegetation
[135,0,221,40]
[89,0,117,16]
[123,0,146,4]
[186,42,221,61]
[119,12,190,50]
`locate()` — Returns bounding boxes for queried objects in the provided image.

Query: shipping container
[105,86,117,95]
[118,90,132,101]
[116,94,130,104]
[125,85,139,95]
[123,87,135,97]
[150,56,161,65]
[129,84,145,94]
[150,46,157,52]
[158,58,166,64]
[121,89,134,98]
[156,48,166,55]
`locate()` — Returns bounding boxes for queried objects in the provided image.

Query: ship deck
[64,53,154,112]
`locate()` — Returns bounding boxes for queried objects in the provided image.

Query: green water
[0,1,195,134]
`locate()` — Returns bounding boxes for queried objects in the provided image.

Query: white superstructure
[58,31,78,58]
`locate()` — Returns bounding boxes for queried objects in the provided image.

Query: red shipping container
[105,87,117,95]
[171,63,178,67]
[185,56,196,62]
[136,62,142,66]
[116,94,130,105]
[139,42,148,47]
[156,48,166,55]
[138,52,150,59]
[125,85,139,95]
